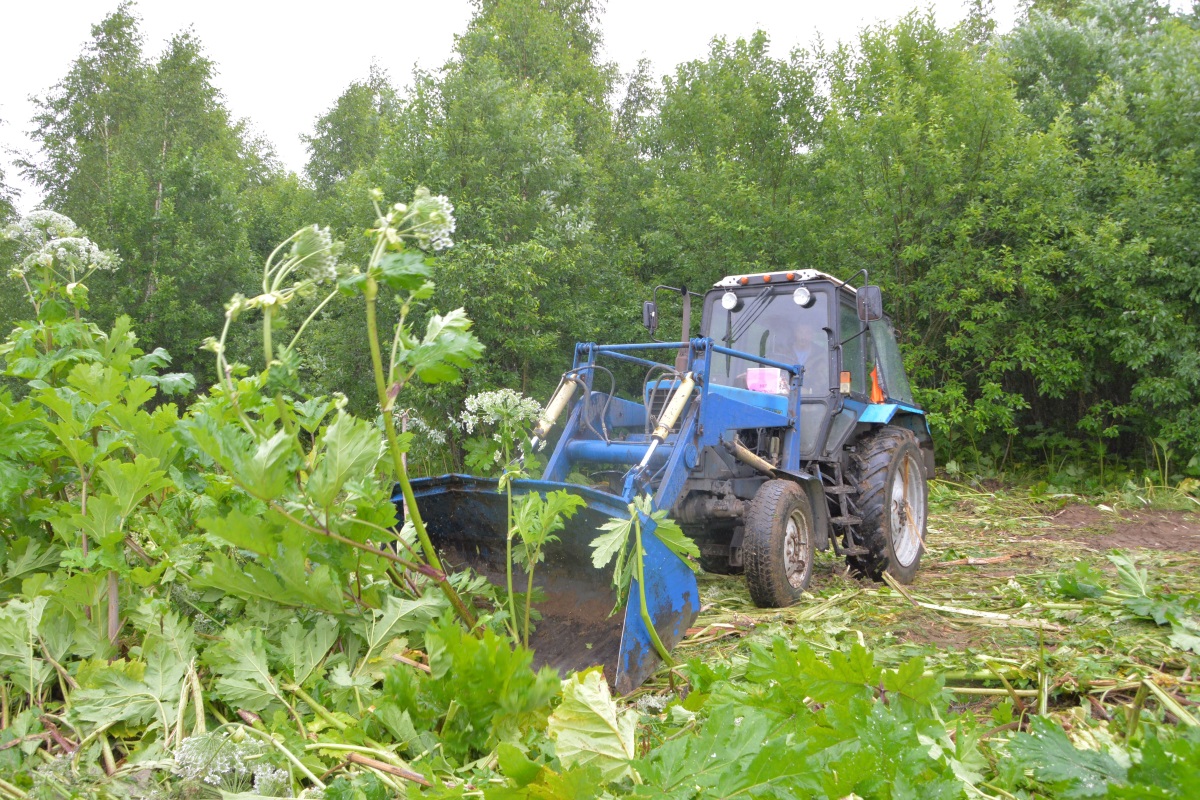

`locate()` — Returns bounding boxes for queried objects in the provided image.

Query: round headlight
[793,286,813,307]
[721,291,740,311]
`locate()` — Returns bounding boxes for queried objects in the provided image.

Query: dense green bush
[10,0,1200,476]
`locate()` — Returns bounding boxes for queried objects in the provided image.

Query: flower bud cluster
[408,187,456,252]
[458,389,543,436]
[373,186,456,252]
[172,734,273,786]
[394,407,449,446]
[289,224,343,283]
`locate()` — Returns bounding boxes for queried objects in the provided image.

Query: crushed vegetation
[2,479,1197,799]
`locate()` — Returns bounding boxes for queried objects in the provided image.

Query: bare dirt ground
[1041,504,1200,553]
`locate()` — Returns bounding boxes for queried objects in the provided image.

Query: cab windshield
[702,286,831,396]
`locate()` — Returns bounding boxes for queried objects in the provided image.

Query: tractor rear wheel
[744,480,815,607]
[848,426,928,584]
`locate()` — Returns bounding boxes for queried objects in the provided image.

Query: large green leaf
[644,512,699,567]
[639,706,818,797]
[1112,732,1200,798]
[512,490,586,569]
[376,250,432,291]
[96,455,172,518]
[280,617,338,686]
[186,419,295,501]
[1008,717,1127,798]
[0,538,60,591]
[73,638,184,733]
[380,624,559,764]
[401,308,484,384]
[136,607,197,669]
[72,672,170,731]
[356,593,445,676]
[198,508,280,557]
[240,429,296,500]
[547,669,636,782]
[747,639,882,706]
[66,494,125,549]
[307,411,383,508]
[589,515,630,569]
[209,627,284,712]
[196,550,346,615]
[0,597,51,695]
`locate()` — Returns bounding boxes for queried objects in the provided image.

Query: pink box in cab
[746,367,787,394]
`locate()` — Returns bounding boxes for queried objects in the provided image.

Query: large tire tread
[847,426,925,584]
[744,480,813,607]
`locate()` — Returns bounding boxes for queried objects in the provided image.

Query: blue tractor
[402,269,933,692]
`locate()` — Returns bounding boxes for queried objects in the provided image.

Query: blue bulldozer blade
[396,474,700,693]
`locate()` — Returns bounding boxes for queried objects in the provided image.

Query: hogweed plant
[196,187,482,628]
[459,388,587,645]
[2,212,193,651]
[590,495,699,666]
[459,388,543,472]
[4,210,119,325]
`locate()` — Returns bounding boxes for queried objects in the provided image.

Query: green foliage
[22,4,289,383]
[1111,730,1200,798]
[631,640,967,799]
[509,489,586,646]
[8,0,1200,795]
[590,495,697,667]
[591,494,699,610]
[17,0,1200,474]
[547,669,636,782]
[1009,716,1128,798]
[1047,550,1200,660]
[380,623,560,764]
[0,200,490,793]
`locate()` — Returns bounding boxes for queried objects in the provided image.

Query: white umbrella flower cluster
[459,388,543,464]
[3,210,119,286]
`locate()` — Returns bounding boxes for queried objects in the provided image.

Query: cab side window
[839,303,868,395]
[868,318,915,404]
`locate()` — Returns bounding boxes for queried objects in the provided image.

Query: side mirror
[857,285,883,322]
[642,300,658,334]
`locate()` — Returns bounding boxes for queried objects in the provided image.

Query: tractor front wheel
[744,480,815,607]
[848,426,928,583]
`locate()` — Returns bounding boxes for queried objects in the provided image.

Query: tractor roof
[713,269,857,293]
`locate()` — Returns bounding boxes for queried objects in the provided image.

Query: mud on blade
[397,474,699,693]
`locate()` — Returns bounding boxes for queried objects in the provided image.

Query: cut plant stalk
[363,275,476,630]
[635,513,674,668]
[345,752,431,787]
[1142,678,1198,726]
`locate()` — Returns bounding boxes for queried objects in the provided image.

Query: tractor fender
[858,403,935,478]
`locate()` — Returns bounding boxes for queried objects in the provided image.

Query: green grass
[639,480,1200,716]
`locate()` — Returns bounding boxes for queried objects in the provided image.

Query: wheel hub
[889,452,925,567]
[782,511,811,589]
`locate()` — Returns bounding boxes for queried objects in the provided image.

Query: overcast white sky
[1,1,1026,212]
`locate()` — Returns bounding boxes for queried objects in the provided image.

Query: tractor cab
[698,269,920,461]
